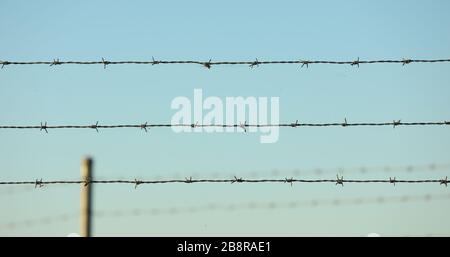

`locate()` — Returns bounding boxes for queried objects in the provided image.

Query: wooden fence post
[80,157,93,237]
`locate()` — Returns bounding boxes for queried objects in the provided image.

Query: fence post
[80,157,93,237]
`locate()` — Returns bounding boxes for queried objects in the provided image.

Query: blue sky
[1,0,450,236]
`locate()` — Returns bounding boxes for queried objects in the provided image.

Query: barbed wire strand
[0,186,35,196]
[1,193,449,231]
[95,193,450,218]
[2,162,449,196]
[154,162,450,180]
[1,58,450,69]
[0,176,449,187]
[1,120,449,132]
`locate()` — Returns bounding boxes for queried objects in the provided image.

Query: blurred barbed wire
[1,193,449,231]
[157,162,450,180]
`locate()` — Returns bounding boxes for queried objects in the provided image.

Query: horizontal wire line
[2,162,448,196]
[1,120,449,132]
[2,193,449,231]
[0,177,449,187]
[163,163,450,180]
[94,194,450,217]
[1,58,450,69]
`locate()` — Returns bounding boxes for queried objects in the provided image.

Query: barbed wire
[0,176,448,188]
[0,213,75,231]
[156,162,450,180]
[1,58,450,69]
[2,193,449,231]
[2,162,448,196]
[0,186,35,196]
[0,120,449,133]
[94,193,450,218]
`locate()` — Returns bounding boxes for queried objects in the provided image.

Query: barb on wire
[151,56,160,65]
[83,176,90,187]
[239,121,247,132]
[441,176,448,187]
[300,60,310,68]
[249,58,260,68]
[402,59,412,66]
[49,58,61,66]
[134,179,142,189]
[351,57,360,67]
[336,175,344,186]
[90,121,99,132]
[2,58,450,69]
[285,177,294,187]
[231,176,244,184]
[1,119,449,132]
[203,59,212,69]
[390,177,396,186]
[140,122,148,133]
[190,121,199,129]
[34,179,43,188]
[101,58,110,69]
[1,60,10,69]
[40,122,48,133]
[0,176,449,187]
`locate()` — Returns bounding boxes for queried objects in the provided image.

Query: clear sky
[1,0,450,236]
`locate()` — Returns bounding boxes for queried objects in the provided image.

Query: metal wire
[2,193,449,231]
[0,120,449,133]
[95,193,450,217]
[162,162,450,180]
[0,186,34,196]
[1,58,450,69]
[0,176,448,187]
[2,162,448,196]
